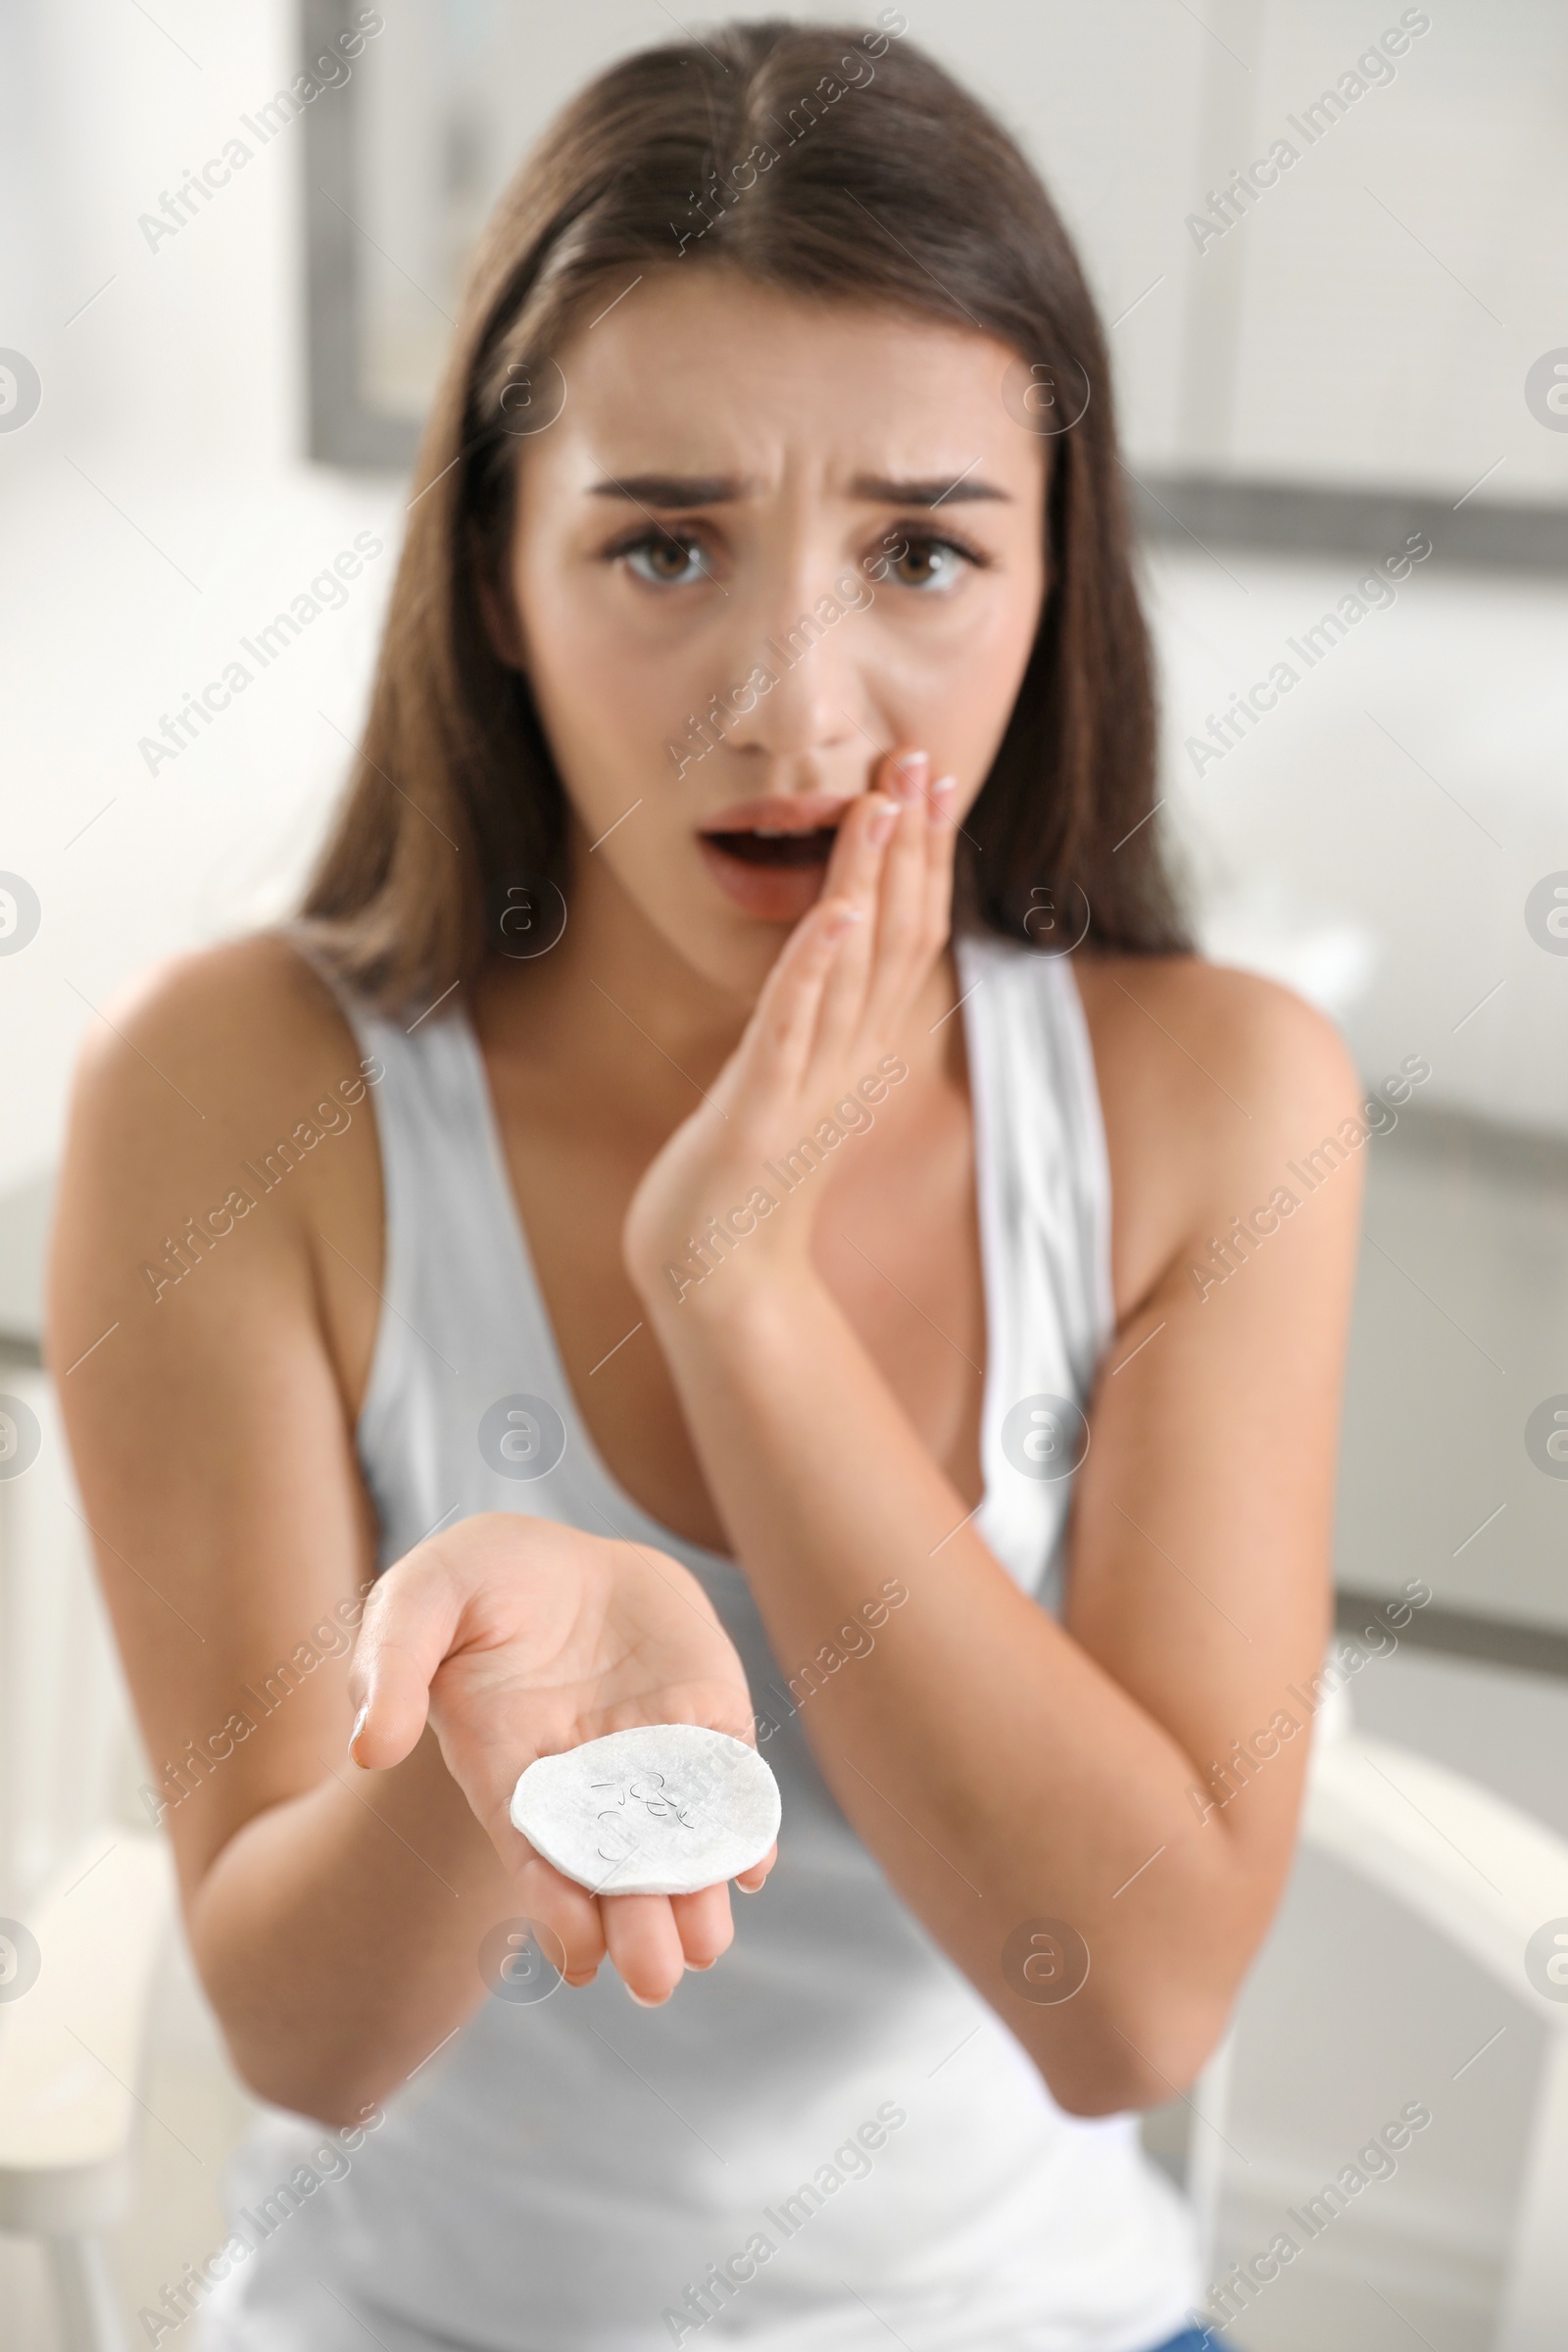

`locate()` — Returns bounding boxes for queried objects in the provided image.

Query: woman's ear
[477,569,527,672]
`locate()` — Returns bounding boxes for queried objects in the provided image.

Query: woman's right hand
[346,1512,774,2004]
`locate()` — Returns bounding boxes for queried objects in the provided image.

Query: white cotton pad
[508,1724,781,1896]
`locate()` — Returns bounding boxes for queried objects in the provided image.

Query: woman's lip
[698,835,831,922]
[697,793,856,834]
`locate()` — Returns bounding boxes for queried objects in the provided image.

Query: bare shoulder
[1071,950,1365,1317]
[69,929,365,1135]
[51,929,385,1397]
[1072,950,1358,1117]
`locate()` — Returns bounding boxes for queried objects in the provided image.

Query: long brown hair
[300,16,1188,1007]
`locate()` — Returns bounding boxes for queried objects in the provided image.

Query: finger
[817,776,903,912]
[743,785,898,1093]
[878,743,932,819]
[602,1892,688,2005]
[734,1838,777,1894]
[923,771,959,950]
[740,890,864,1097]
[813,732,920,906]
[669,1881,734,1970]
[808,781,907,1065]
[511,1854,609,1984]
[820,776,902,936]
[814,755,923,1050]
[866,752,937,1025]
[347,1541,466,1769]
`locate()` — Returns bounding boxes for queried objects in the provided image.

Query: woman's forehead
[522,269,1046,501]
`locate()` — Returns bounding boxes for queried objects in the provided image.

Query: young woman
[52,18,1363,2350]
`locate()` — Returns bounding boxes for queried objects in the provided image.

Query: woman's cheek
[856,618,1004,772]
[523,616,670,828]
[894,596,1039,766]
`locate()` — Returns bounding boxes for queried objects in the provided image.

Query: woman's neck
[470,838,963,1137]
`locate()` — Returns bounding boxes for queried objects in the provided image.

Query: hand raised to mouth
[628,744,958,1316]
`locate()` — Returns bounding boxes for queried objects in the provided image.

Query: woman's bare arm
[623,780,1365,2115]
[48,939,744,2127]
[49,939,511,2122]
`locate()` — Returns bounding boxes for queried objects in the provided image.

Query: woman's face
[499,269,1048,996]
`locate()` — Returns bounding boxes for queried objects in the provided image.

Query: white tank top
[197,929,1203,2352]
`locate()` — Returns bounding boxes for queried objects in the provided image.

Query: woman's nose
[715,566,872,763]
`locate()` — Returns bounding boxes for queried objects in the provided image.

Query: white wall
[5,3,1568,1235]
[3,2,1567,1219]
[0,0,396,1207]
[1152,539,1568,1133]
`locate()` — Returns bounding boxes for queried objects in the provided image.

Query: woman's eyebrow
[586,469,1013,509]
[850,471,1012,508]
[589,473,748,507]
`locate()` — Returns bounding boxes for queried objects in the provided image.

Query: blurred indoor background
[0,4,1565,2346]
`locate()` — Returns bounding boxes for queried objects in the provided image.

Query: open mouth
[696,797,852,919]
[699,826,839,868]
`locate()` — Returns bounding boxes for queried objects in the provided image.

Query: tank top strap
[956,927,1114,1387]
[278,930,547,1551]
[956,929,1115,1607]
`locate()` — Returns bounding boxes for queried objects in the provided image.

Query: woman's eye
[887,536,973,592]
[621,532,711,587]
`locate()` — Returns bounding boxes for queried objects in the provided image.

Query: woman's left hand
[621,747,958,1319]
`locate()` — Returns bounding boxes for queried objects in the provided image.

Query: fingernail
[930,774,957,825]
[892,751,929,802]
[824,898,863,938]
[348,1703,368,1761]
[627,1986,667,2008]
[866,796,899,847]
